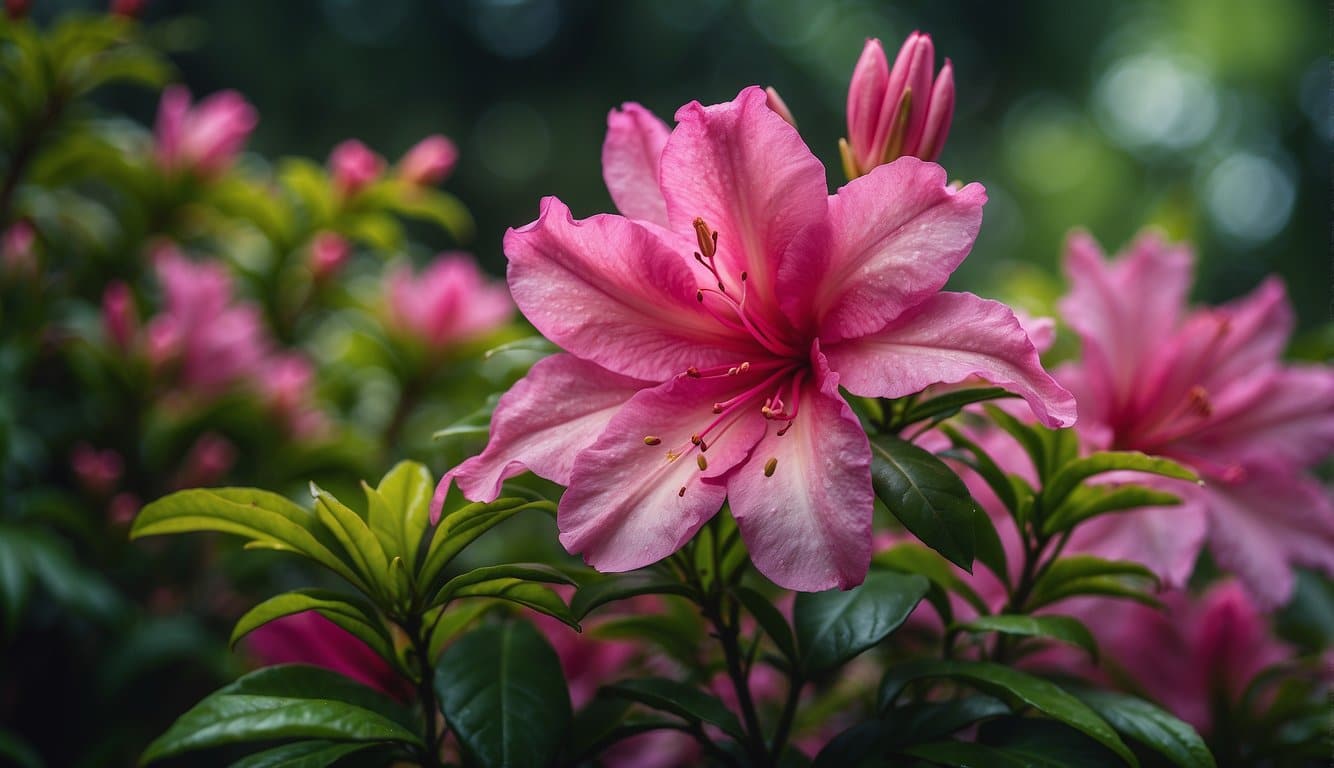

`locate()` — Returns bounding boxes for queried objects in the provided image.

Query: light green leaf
[431,563,574,607]
[373,461,434,572]
[419,498,551,593]
[1028,556,1159,611]
[229,589,397,669]
[1043,452,1197,511]
[451,578,578,630]
[1043,485,1183,535]
[310,483,390,600]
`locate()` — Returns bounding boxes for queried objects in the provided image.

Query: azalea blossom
[397,134,458,186]
[154,86,257,178]
[1057,231,1334,607]
[307,231,350,281]
[384,253,513,353]
[329,139,384,197]
[441,87,1074,591]
[842,32,955,179]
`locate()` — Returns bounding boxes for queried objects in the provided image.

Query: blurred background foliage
[73,0,1331,334]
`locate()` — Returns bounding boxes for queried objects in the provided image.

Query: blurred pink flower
[329,139,384,197]
[442,87,1071,591]
[101,280,138,351]
[109,0,146,18]
[71,443,124,496]
[384,253,512,353]
[108,492,141,526]
[245,611,413,701]
[397,135,458,186]
[154,86,257,178]
[308,231,351,281]
[172,432,237,489]
[259,354,329,439]
[843,32,955,178]
[1,220,36,278]
[1057,231,1334,608]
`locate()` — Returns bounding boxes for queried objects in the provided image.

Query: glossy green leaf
[982,405,1050,480]
[226,740,384,768]
[419,498,551,592]
[1027,556,1159,611]
[310,483,390,599]
[435,622,571,768]
[1042,485,1183,535]
[795,570,929,675]
[732,585,797,662]
[373,461,434,571]
[131,488,366,592]
[564,697,634,764]
[141,665,421,764]
[971,505,1011,588]
[872,543,988,621]
[908,717,1126,767]
[431,563,574,607]
[1073,689,1216,768]
[877,660,1136,766]
[427,600,492,659]
[229,589,396,668]
[814,696,1010,767]
[602,677,745,742]
[869,433,977,571]
[957,614,1098,660]
[590,614,703,666]
[452,578,578,629]
[1043,452,1197,511]
[900,387,1014,427]
[570,571,696,621]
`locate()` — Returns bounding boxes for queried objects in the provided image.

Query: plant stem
[404,615,443,768]
[0,95,64,228]
[769,668,804,760]
[706,597,769,766]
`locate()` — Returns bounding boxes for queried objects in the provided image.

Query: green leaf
[900,387,1014,427]
[814,696,1010,767]
[0,728,42,768]
[570,571,696,621]
[141,665,421,764]
[419,498,549,592]
[435,622,571,768]
[602,677,745,742]
[1027,556,1159,611]
[877,660,1136,766]
[483,336,560,360]
[373,461,434,572]
[132,488,366,592]
[226,741,383,768]
[379,184,475,243]
[1042,485,1183,536]
[732,585,797,662]
[872,543,988,621]
[310,483,391,599]
[957,614,1098,660]
[427,600,493,660]
[590,613,703,666]
[1073,689,1216,768]
[564,697,633,764]
[982,405,1050,480]
[971,505,1011,588]
[794,570,929,675]
[229,589,397,669]
[869,433,977,571]
[908,717,1125,767]
[1043,452,1197,511]
[452,579,578,629]
[431,563,574,607]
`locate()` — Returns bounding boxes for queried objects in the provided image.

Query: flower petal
[659,86,827,315]
[778,157,985,340]
[1204,473,1334,610]
[602,103,671,227]
[824,292,1077,427]
[1182,366,1334,473]
[1066,481,1208,588]
[505,197,762,380]
[558,374,768,573]
[727,351,873,591]
[439,354,649,514]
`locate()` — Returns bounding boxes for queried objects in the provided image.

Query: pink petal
[916,59,954,162]
[659,86,827,315]
[558,374,769,573]
[505,197,762,381]
[1204,276,1294,386]
[1065,482,1208,588]
[1183,366,1334,473]
[824,292,1077,428]
[441,354,648,511]
[727,350,873,591]
[778,157,985,340]
[1204,473,1334,610]
[846,39,889,169]
[602,103,671,227]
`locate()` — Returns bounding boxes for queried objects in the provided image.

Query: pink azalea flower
[245,611,413,701]
[1057,231,1334,608]
[308,231,351,281]
[397,134,459,186]
[843,33,955,178]
[442,87,1074,591]
[329,139,385,198]
[101,280,138,351]
[171,432,237,489]
[384,254,513,353]
[71,443,124,496]
[259,354,330,439]
[154,86,257,178]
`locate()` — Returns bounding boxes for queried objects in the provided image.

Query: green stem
[404,616,444,768]
[768,668,804,760]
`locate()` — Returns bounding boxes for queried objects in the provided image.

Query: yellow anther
[764,457,778,477]
[696,455,708,471]
[643,435,662,446]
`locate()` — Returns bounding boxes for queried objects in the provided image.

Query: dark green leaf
[229,589,396,669]
[435,622,571,768]
[977,717,1126,767]
[732,585,797,662]
[570,571,696,621]
[427,601,492,659]
[795,570,929,675]
[814,697,1010,767]
[1027,556,1159,611]
[564,697,633,763]
[971,505,1010,588]
[1043,452,1196,512]
[1073,689,1216,768]
[431,563,574,607]
[451,578,578,629]
[591,614,704,666]
[878,660,1136,766]
[940,424,1019,515]
[1043,485,1183,536]
[226,741,382,768]
[872,544,988,620]
[602,677,745,742]
[957,614,1098,660]
[141,666,421,764]
[901,387,1014,426]
[870,434,977,571]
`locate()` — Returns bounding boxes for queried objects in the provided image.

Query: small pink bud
[173,432,237,488]
[109,493,141,527]
[764,87,797,129]
[154,86,257,178]
[843,32,955,178]
[329,140,385,198]
[72,443,124,496]
[308,231,350,281]
[102,281,139,352]
[1,221,37,279]
[397,134,458,186]
[109,0,147,18]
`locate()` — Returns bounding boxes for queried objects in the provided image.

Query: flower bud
[72,443,124,496]
[397,134,458,186]
[329,139,384,198]
[842,32,955,178]
[173,432,237,488]
[102,281,139,351]
[154,86,258,178]
[1,220,37,279]
[308,231,350,281]
[764,87,797,129]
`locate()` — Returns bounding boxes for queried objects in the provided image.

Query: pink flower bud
[102,281,139,352]
[842,32,955,179]
[108,493,141,527]
[154,86,257,178]
[109,0,147,18]
[72,443,124,496]
[764,86,797,129]
[384,253,513,353]
[397,134,458,186]
[329,139,384,198]
[1,220,37,279]
[259,354,330,439]
[173,432,237,489]
[308,231,350,281]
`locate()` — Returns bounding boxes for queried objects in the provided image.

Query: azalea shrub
[2,5,1331,768]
